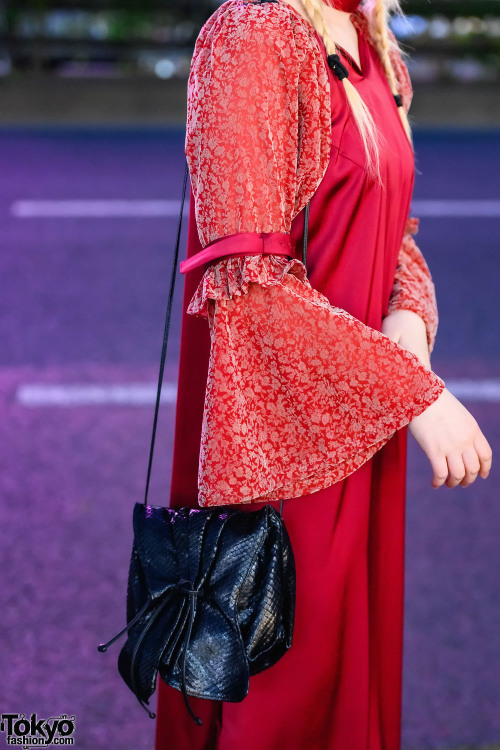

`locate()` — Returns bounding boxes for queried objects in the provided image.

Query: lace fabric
[182,0,445,506]
[184,0,331,251]
[187,255,307,317]
[386,217,439,354]
[194,266,445,506]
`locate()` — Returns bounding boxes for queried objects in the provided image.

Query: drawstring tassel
[98,581,204,726]
[97,596,152,652]
[98,594,158,718]
[176,581,204,726]
[135,696,157,719]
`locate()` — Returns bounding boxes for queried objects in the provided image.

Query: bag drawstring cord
[97,580,203,725]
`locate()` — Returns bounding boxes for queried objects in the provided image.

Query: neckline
[335,23,366,78]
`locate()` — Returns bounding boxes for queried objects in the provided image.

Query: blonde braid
[367,0,413,147]
[299,0,384,185]
[298,0,417,182]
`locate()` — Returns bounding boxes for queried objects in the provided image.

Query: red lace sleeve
[183,1,446,508]
[184,0,331,254]
[192,263,445,507]
[385,217,439,355]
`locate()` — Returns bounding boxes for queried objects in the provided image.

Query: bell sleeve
[183,0,446,508]
[385,216,439,355]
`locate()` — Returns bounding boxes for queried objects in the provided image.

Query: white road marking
[9,199,500,219]
[411,200,500,217]
[443,379,500,402]
[16,383,178,406]
[10,200,189,218]
[13,379,500,406]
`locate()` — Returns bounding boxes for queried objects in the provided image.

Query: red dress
[154,2,445,748]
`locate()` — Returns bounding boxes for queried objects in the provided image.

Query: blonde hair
[299,0,413,185]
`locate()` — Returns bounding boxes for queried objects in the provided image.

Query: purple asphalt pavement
[0,126,499,749]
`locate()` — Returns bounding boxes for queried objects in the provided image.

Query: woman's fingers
[474,431,493,479]
[429,430,492,490]
[445,453,466,488]
[459,446,480,487]
[430,453,449,489]
[410,388,492,490]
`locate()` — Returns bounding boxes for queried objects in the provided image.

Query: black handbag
[97,159,311,726]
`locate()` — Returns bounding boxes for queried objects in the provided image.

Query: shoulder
[197,0,317,36]
[191,0,321,69]
[385,27,414,113]
[351,7,413,113]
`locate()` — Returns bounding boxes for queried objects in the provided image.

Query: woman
[155,0,492,748]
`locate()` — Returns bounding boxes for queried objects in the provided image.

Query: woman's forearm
[381,308,432,370]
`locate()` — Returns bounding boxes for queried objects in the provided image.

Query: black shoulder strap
[143,160,189,507]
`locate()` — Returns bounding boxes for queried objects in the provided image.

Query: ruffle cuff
[186,254,308,317]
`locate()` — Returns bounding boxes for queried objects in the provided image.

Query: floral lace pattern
[185,0,331,249]
[197,270,445,507]
[187,255,307,317]
[183,0,445,507]
[185,1,415,253]
[386,218,439,354]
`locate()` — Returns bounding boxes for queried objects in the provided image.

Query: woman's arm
[382,308,431,369]
[181,1,448,507]
[382,217,439,359]
[381,42,493,489]
[181,0,491,505]
[381,220,435,370]
[382,37,438,362]
[184,0,331,252]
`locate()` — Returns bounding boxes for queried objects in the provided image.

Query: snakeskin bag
[97,160,311,726]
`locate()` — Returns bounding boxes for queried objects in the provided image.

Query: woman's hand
[408,387,492,489]
[382,309,492,489]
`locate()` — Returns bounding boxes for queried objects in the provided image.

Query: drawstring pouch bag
[97,160,311,726]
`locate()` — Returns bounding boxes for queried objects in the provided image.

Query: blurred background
[1,0,500,123]
[0,1,499,749]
